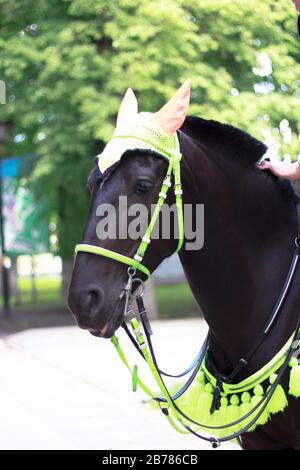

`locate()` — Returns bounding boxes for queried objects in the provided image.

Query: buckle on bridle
[239,358,248,367]
[157,400,169,416]
[211,438,220,449]
[123,269,146,319]
[127,267,136,277]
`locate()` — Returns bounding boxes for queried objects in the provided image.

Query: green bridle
[75,128,184,277]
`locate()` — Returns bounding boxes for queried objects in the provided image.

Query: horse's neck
[178,131,298,377]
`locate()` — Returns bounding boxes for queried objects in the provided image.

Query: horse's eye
[135,179,153,194]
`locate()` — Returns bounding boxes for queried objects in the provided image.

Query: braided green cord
[132,155,184,272]
[132,160,174,272]
[129,318,193,431]
[173,158,184,252]
[111,335,154,398]
[111,333,190,435]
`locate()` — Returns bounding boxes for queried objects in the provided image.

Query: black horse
[68,88,300,450]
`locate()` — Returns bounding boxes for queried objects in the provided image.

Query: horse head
[68,80,191,337]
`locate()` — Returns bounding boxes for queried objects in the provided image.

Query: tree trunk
[30,255,37,304]
[10,256,20,302]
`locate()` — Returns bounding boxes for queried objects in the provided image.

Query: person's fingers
[258,161,271,169]
[294,0,300,13]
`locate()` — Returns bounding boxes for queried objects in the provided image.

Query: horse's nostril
[68,286,106,330]
[87,287,103,314]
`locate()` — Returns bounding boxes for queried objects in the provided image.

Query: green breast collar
[112,317,300,442]
[182,328,300,437]
[203,330,299,395]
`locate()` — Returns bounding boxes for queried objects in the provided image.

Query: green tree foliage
[0,0,299,258]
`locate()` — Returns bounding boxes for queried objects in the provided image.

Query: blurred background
[0,0,299,450]
[0,0,299,328]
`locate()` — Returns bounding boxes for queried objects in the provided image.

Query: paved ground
[0,318,238,450]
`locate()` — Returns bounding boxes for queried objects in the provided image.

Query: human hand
[258,159,300,181]
[293,0,300,13]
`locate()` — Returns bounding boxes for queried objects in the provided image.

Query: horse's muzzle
[68,286,124,338]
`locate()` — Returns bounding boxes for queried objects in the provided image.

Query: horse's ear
[154,79,191,135]
[116,88,138,129]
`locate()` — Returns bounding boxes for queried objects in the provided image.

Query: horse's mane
[181,116,299,205]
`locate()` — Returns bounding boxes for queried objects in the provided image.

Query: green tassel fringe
[225,403,241,434]
[176,380,204,415]
[248,396,269,431]
[170,361,300,439]
[209,409,225,438]
[239,392,253,430]
[289,365,300,398]
[213,397,229,438]
[196,386,213,423]
[267,384,288,414]
[239,402,253,429]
